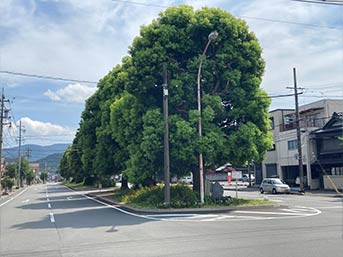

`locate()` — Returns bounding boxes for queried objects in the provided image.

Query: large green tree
[65,5,272,191]
[120,5,272,188]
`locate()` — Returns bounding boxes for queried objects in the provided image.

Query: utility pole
[0,90,4,196]
[163,63,170,206]
[17,120,22,188]
[287,68,305,192]
[26,148,32,161]
[0,89,10,196]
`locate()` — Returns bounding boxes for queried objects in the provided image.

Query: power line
[290,0,343,6]
[239,15,341,30]
[0,70,98,84]
[111,0,168,8]
[110,0,341,30]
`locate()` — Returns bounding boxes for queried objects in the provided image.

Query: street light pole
[197,31,218,204]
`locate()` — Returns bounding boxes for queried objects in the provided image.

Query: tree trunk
[192,169,200,195]
[120,176,129,190]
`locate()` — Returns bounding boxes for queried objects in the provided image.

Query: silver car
[259,178,290,194]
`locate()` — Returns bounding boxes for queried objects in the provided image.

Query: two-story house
[262,99,343,189]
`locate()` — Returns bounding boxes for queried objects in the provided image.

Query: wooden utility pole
[18,120,23,187]
[0,89,10,195]
[163,63,170,206]
[287,68,305,192]
[0,90,4,196]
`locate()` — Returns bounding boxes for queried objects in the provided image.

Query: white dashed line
[49,213,55,223]
[48,203,51,209]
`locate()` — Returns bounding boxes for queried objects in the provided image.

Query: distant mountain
[37,153,64,173]
[3,144,70,162]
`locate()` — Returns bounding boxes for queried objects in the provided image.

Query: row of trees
[60,6,273,191]
[1,157,36,193]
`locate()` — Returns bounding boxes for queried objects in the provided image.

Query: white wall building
[262,99,343,189]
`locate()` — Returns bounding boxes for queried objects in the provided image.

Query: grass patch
[113,185,273,209]
[63,181,98,190]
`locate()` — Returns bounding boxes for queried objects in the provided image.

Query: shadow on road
[12,204,152,232]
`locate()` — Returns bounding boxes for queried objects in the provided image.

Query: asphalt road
[0,184,342,257]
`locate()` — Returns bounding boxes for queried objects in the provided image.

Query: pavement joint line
[0,188,29,207]
[49,213,55,223]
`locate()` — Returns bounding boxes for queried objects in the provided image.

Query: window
[331,167,343,175]
[269,117,275,130]
[288,140,298,150]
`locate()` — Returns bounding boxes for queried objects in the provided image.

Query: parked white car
[259,178,290,194]
[242,174,255,182]
[179,173,193,184]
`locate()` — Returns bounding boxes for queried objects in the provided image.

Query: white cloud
[44,83,96,103]
[1,0,342,148]
[17,117,75,145]
[0,0,169,83]
[236,0,343,109]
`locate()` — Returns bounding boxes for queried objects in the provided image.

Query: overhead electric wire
[0,70,98,84]
[290,0,343,6]
[111,0,168,8]
[110,0,341,30]
[239,15,341,29]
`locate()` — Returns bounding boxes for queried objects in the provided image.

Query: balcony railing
[279,117,329,132]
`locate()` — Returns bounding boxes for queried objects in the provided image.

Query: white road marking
[48,203,51,209]
[49,213,55,223]
[47,198,50,202]
[62,185,322,223]
[66,196,73,200]
[313,206,342,209]
[147,214,197,218]
[0,188,29,207]
[63,185,159,220]
[21,199,30,203]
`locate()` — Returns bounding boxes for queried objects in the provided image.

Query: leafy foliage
[121,184,199,208]
[61,5,272,191]
[5,163,17,179]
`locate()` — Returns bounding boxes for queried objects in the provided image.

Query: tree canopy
[60,5,272,189]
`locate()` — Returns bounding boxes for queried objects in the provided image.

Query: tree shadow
[16,197,100,210]
[12,206,152,232]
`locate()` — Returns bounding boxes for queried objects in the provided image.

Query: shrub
[123,184,200,208]
[99,177,116,188]
[84,176,96,186]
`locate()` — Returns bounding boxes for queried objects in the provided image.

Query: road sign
[232,171,242,180]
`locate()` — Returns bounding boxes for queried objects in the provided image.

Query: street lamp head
[208,31,218,42]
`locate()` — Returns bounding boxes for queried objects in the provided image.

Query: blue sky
[0,0,342,147]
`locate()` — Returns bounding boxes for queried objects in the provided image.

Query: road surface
[0,184,342,257]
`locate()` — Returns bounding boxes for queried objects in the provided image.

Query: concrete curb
[86,192,282,215]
